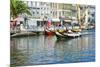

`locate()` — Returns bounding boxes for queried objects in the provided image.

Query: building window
[33,2,35,6]
[28,1,31,7]
[37,2,39,6]
[33,12,35,14]
[44,8,46,10]
[59,12,61,17]
[41,13,43,15]
[37,11,39,14]
[31,1,33,6]
[55,11,57,15]
[35,2,37,6]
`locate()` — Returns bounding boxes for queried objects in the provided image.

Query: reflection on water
[10,30,95,66]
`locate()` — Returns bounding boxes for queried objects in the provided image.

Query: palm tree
[10,0,31,19]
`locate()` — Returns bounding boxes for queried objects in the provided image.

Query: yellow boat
[72,28,81,32]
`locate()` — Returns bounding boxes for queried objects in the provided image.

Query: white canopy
[52,18,60,22]
[64,20,72,22]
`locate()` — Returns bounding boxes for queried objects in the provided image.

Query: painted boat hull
[55,31,81,39]
[45,29,55,35]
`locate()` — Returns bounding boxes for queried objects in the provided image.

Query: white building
[23,1,73,20]
[24,1,51,19]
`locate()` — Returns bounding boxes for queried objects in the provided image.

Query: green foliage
[10,0,31,19]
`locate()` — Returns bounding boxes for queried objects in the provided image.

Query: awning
[30,19,43,21]
[13,16,24,21]
[51,19,60,22]
[64,20,72,22]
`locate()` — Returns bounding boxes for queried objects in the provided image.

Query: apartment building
[24,1,50,19]
[24,1,73,20]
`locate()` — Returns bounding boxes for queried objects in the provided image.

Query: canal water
[10,29,95,66]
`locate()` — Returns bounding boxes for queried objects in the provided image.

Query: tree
[10,0,31,19]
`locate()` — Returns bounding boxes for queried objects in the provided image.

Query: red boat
[45,19,55,35]
[45,28,55,35]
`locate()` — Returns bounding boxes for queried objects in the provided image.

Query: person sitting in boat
[58,24,66,33]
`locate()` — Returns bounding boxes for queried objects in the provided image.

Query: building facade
[23,1,73,20]
[22,1,95,28]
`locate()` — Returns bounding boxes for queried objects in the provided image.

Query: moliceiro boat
[55,30,81,39]
[63,32,81,37]
[45,28,55,35]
